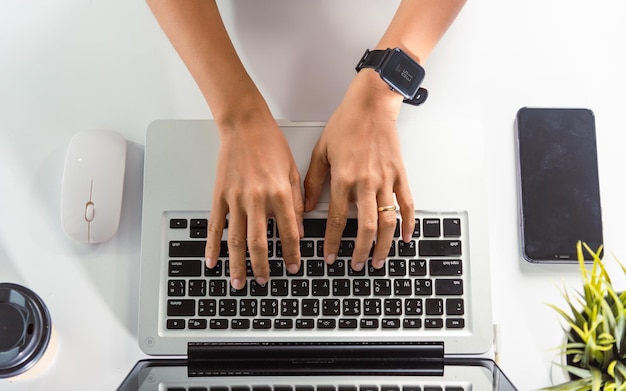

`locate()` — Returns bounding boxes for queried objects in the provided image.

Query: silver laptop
[127,119,516,390]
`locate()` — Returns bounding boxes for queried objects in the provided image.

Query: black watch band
[356,48,428,106]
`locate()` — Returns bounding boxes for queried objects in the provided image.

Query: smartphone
[514,107,603,263]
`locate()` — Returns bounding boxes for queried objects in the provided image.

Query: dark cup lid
[0,283,52,378]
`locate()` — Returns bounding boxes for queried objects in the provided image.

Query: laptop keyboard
[164,211,467,333]
[166,385,467,391]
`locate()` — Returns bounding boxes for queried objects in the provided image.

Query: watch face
[380,49,425,99]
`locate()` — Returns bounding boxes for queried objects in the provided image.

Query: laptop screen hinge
[187,342,444,377]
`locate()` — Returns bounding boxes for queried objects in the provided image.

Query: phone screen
[515,107,603,262]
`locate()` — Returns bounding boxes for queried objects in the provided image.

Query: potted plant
[544,241,626,391]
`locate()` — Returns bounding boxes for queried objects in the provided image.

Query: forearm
[377,0,467,64]
[146,0,268,129]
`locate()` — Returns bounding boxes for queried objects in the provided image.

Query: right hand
[204,116,304,290]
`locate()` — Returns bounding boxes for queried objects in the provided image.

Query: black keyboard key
[409,259,427,276]
[338,240,355,256]
[443,218,462,237]
[191,219,208,228]
[398,240,416,256]
[394,279,412,295]
[403,318,422,329]
[430,260,462,276]
[269,260,284,277]
[190,228,207,239]
[373,279,391,296]
[353,279,371,296]
[250,280,268,296]
[312,279,330,296]
[281,299,299,316]
[414,279,433,296]
[188,280,206,296]
[387,259,406,276]
[170,219,187,229]
[239,299,258,316]
[322,299,340,316]
[436,279,464,295]
[363,299,382,316]
[166,319,185,329]
[342,299,361,316]
[209,280,227,296]
[287,262,304,276]
[381,318,401,328]
[384,299,402,315]
[425,318,444,329]
[218,299,237,316]
[300,240,315,257]
[168,260,202,277]
[418,240,462,256]
[301,299,320,316]
[405,299,423,316]
[253,319,271,329]
[367,260,386,276]
[412,219,421,237]
[168,280,185,296]
[210,319,228,329]
[327,259,346,276]
[205,261,223,276]
[360,318,379,329]
[169,241,206,257]
[260,299,278,316]
[198,299,216,316]
[338,318,358,329]
[425,298,443,315]
[446,298,464,315]
[274,319,293,329]
[167,300,195,316]
[422,219,441,237]
[306,260,325,276]
[317,318,336,329]
[303,219,327,237]
[333,279,350,296]
[231,319,250,329]
[296,319,315,329]
[291,280,310,296]
[188,319,207,329]
[271,280,289,296]
[446,318,465,329]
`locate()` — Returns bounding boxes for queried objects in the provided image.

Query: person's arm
[304,0,466,272]
[147,0,304,289]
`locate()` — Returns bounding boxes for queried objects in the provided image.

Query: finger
[352,195,378,272]
[246,207,270,286]
[371,196,398,270]
[291,168,305,239]
[226,209,248,290]
[303,142,330,212]
[395,177,415,243]
[205,199,228,269]
[324,188,350,265]
[273,191,302,275]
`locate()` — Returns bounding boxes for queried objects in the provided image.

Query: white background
[1,1,625,389]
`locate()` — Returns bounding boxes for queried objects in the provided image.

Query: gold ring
[377,205,397,212]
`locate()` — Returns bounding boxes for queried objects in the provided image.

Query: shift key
[418,240,462,256]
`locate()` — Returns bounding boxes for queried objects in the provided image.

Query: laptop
[124,119,517,390]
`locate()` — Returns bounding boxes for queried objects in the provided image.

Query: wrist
[346,69,404,115]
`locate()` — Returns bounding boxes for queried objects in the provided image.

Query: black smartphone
[514,107,603,263]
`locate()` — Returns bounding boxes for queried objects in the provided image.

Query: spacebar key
[418,240,462,256]
[169,241,207,257]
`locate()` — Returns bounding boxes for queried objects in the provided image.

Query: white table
[1,1,625,389]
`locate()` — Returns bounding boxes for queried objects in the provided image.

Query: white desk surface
[1,1,625,389]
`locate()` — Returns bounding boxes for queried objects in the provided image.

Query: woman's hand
[304,70,415,272]
[205,115,304,290]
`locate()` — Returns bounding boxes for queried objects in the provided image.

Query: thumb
[303,144,329,212]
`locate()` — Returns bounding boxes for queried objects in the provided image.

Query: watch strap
[355,49,428,106]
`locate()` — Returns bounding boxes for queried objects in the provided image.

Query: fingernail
[287,263,300,275]
[231,278,244,290]
[373,259,386,269]
[353,262,365,272]
[326,253,336,265]
[255,276,267,286]
[205,257,213,268]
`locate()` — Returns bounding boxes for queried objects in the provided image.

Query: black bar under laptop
[187,342,444,376]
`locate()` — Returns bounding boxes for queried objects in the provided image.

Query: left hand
[304,70,416,272]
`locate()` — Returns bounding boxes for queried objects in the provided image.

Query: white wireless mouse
[61,130,127,244]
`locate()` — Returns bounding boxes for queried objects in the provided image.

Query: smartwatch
[355,48,428,106]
